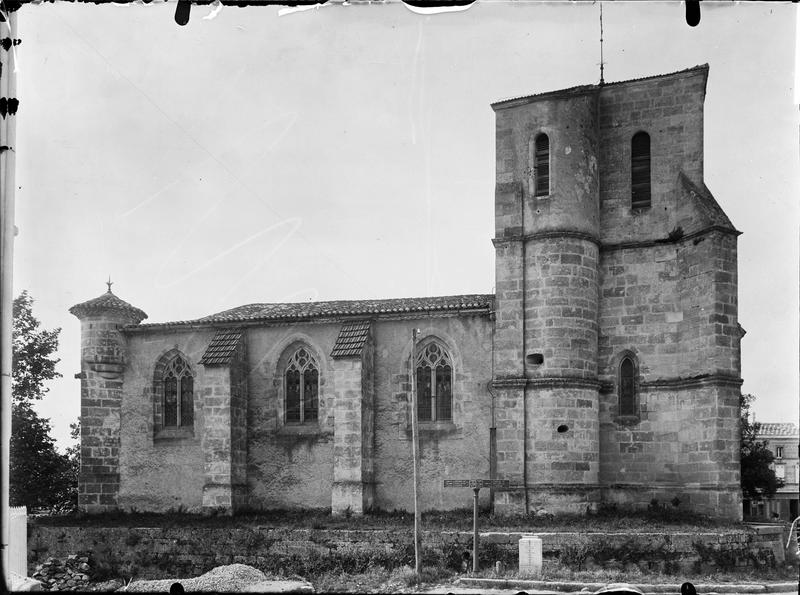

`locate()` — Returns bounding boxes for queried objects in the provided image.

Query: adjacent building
[71,64,745,519]
[744,422,799,521]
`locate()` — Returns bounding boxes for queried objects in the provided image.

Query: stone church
[71,64,744,520]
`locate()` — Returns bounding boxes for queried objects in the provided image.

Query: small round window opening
[526,353,544,365]
[557,424,569,433]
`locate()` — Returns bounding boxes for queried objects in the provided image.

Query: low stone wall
[28,524,785,580]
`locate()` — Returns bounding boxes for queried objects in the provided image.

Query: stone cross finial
[106,277,113,293]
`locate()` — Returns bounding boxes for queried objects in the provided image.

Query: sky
[10,0,799,451]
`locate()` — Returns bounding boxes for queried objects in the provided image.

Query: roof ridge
[492,63,709,109]
[133,293,495,330]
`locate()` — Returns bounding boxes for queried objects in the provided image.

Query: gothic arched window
[285,347,319,423]
[534,133,550,197]
[162,354,194,428]
[618,355,636,416]
[416,342,453,422]
[631,131,651,209]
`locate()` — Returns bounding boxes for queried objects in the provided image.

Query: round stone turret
[69,283,146,512]
[70,284,146,376]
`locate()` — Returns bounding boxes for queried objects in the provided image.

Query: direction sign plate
[443,479,510,489]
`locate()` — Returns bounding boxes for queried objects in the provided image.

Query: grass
[309,561,800,593]
[313,565,450,593]
[34,503,740,533]
[485,564,800,584]
[303,562,800,594]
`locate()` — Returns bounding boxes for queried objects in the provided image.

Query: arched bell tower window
[285,347,319,424]
[416,342,453,422]
[618,355,637,416]
[631,131,651,209]
[534,133,550,197]
[162,354,194,428]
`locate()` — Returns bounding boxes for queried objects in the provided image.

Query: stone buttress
[198,328,248,513]
[330,320,375,514]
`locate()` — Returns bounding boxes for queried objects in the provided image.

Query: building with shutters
[70,64,745,519]
[743,423,799,521]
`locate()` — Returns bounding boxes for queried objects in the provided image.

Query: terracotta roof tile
[757,423,798,438]
[133,294,494,329]
[199,328,243,366]
[69,290,147,323]
[331,321,371,359]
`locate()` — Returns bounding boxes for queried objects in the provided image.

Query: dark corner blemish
[685,1,701,27]
[0,97,19,119]
[175,0,191,26]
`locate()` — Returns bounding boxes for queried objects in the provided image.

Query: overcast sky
[12,1,799,451]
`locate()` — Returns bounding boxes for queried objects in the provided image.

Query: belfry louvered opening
[631,131,651,209]
[619,356,636,416]
[534,133,550,197]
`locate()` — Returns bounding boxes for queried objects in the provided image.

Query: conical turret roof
[69,283,147,323]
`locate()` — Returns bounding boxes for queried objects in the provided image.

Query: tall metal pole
[410,329,421,574]
[0,4,19,586]
[599,2,605,85]
[472,487,480,573]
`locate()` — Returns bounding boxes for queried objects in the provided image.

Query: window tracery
[415,342,453,422]
[285,347,319,423]
[161,354,194,428]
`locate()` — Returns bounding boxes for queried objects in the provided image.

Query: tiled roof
[134,294,494,329]
[199,328,243,365]
[331,321,371,359]
[757,423,799,438]
[69,289,147,323]
[492,64,709,110]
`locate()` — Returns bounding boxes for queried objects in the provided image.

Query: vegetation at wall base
[33,502,734,532]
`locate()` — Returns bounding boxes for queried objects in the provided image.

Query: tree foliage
[740,393,784,501]
[12,290,61,403]
[10,291,76,510]
[10,404,75,508]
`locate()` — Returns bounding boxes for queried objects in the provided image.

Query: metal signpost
[443,479,510,572]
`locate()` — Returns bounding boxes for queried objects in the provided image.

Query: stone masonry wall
[331,357,368,514]
[360,334,376,508]
[28,524,785,580]
[230,340,249,510]
[598,67,707,245]
[494,93,599,237]
[78,315,128,512]
[598,232,740,383]
[373,315,494,511]
[246,324,339,510]
[491,380,526,514]
[200,337,249,513]
[597,232,741,518]
[118,329,212,512]
[525,238,599,380]
[526,386,600,490]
